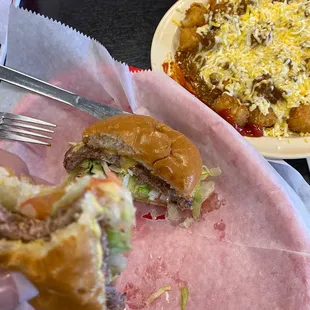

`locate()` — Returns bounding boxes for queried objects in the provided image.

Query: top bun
[83,114,202,196]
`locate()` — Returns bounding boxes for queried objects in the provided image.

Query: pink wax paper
[0,6,309,310]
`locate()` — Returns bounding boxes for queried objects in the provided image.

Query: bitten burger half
[0,167,135,310]
[64,114,206,212]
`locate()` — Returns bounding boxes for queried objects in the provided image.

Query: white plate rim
[150,0,310,160]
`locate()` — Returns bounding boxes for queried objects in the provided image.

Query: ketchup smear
[218,109,263,137]
[142,212,166,220]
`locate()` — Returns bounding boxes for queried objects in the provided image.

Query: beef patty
[64,144,193,209]
[130,165,193,209]
[64,144,120,172]
[0,204,81,242]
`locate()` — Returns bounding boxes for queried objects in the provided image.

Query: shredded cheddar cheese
[172,18,182,27]
[190,0,310,137]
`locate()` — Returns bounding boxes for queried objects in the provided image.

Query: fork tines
[0,112,56,146]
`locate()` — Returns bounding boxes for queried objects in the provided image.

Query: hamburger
[0,166,135,310]
[63,114,206,214]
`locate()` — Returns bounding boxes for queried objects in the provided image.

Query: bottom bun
[0,216,106,310]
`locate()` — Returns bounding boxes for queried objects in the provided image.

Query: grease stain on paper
[214,220,226,241]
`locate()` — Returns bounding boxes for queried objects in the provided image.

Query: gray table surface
[22,0,310,184]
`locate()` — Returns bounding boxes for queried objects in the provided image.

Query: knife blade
[0,65,126,119]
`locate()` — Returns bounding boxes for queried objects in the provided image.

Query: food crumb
[165,291,170,303]
[146,285,172,305]
[172,18,182,27]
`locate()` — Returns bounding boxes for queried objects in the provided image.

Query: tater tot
[248,107,277,127]
[179,27,202,52]
[288,105,310,133]
[181,3,208,28]
[211,94,250,127]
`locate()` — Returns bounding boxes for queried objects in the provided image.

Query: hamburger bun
[0,167,135,310]
[82,114,202,197]
[0,215,106,310]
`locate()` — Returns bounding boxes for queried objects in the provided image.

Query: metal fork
[0,112,56,146]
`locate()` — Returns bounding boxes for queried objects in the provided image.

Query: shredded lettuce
[135,184,151,198]
[109,165,122,174]
[88,160,105,177]
[120,157,137,171]
[209,167,222,177]
[78,160,153,201]
[105,227,132,278]
[122,174,152,199]
[149,189,161,201]
[107,254,127,281]
[74,160,220,221]
[192,181,216,219]
[106,228,131,255]
[127,175,138,192]
[146,285,172,306]
[167,203,182,221]
[66,165,85,183]
[201,181,215,201]
[201,166,211,181]
[192,184,203,219]
[201,165,222,180]
[179,217,195,229]
[77,159,106,178]
[85,178,135,279]
[193,166,220,218]
[181,286,189,310]
[121,197,136,223]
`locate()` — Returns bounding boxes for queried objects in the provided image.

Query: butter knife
[0,65,125,119]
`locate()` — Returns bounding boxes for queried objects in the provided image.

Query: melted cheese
[193,0,310,136]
